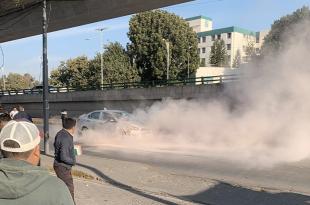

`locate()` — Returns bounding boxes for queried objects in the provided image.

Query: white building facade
[186,16,268,67]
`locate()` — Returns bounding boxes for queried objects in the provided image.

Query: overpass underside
[0,0,191,43]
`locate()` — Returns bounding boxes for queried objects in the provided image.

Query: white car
[77,110,148,136]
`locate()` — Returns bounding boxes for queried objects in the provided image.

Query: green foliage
[200,58,206,67]
[0,73,38,90]
[50,43,139,88]
[90,42,140,85]
[50,56,90,88]
[262,6,310,53]
[127,10,199,81]
[209,39,228,67]
[244,41,257,62]
[232,49,241,68]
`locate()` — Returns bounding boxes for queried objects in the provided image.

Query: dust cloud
[77,20,310,168]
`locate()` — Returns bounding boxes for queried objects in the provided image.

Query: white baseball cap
[0,120,40,153]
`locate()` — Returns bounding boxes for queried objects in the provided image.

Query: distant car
[77,110,149,137]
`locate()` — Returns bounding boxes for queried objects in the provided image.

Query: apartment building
[186,15,268,67]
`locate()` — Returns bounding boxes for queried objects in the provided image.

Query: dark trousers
[54,164,75,201]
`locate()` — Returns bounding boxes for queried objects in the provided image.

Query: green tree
[50,42,139,88]
[127,10,199,81]
[50,56,90,88]
[209,39,228,67]
[245,41,256,62]
[232,49,241,68]
[89,42,140,85]
[200,58,206,67]
[0,73,37,90]
[262,6,310,53]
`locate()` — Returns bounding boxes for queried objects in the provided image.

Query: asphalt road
[41,124,310,204]
[80,144,310,195]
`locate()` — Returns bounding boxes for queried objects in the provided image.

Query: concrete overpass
[0,0,192,43]
[0,84,226,118]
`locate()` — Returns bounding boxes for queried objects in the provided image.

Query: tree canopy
[209,39,228,67]
[0,73,38,90]
[232,49,241,68]
[127,10,199,81]
[262,6,310,53]
[50,43,139,88]
[50,56,90,88]
[90,42,140,85]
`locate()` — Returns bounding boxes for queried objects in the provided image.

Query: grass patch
[47,167,95,180]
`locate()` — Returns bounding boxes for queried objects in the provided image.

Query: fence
[0,74,239,96]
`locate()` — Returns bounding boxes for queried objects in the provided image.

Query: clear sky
[1,0,309,81]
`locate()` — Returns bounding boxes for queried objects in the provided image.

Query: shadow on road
[181,182,310,205]
[42,154,179,205]
[76,162,180,205]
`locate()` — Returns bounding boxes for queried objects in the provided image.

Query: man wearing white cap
[0,120,74,205]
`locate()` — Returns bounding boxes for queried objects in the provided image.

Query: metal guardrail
[0,75,239,96]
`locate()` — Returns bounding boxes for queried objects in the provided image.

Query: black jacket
[53,129,76,169]
[13,111,33,122]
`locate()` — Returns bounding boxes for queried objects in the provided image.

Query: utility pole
[42,0,49,154]
[2,72,5,91]
[0,45,5,90]
[0,67,5,90]
[187,46,192,79]
[163,39,170,80]
[187,54,190,79]
[96,28,107,89]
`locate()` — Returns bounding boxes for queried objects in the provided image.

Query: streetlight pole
[0,44,5,90]
[96,28,107,89]
[1,68,5,90]
[42,0,49,154]
[187,46,192,79]
[187,54,190,79]
[163,39,170,81]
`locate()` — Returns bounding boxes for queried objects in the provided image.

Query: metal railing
[0,74,239,96]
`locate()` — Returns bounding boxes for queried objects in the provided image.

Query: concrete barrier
[0,84,225,118]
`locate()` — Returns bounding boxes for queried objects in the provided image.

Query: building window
[198,48,201,54]
[217,34,221,40]
[202,36,206,43]
[212,35,215,41]
[227,44,231,50]
[227,33,231,39]
[202,47,206,53]
[198,37,201,43]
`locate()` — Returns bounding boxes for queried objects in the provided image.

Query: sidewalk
[41,151,310,205]
[40,154,201,205]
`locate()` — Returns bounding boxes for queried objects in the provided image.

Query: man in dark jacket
[0,120,74,205]
[53,117,76,201]
[13,105,33,122]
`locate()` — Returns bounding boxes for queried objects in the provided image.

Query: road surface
[43,124,310,204]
